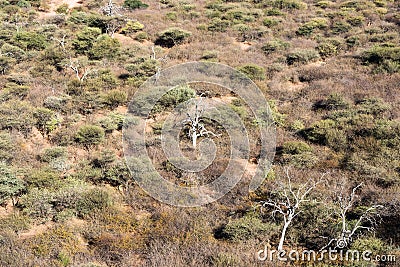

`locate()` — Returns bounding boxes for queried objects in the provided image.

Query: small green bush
[72,27,102,55]
[313,93,349,110]
[123,0,148,9]
[262,39,290,54]
[0,100,35,135]
[13,31,48,50]
[331,21,351,34]
[0,132,13,163]
[75,125,105,149]
[41,147,67,163]
[25,168,60,188]
[102,90,127,108]
[121,20,144,34]
[0,163,25,206]
[155,84,196,110]
[237,64,266,81]
[33,107,60,136]
[296,18,328,36]
[282,141,312,154]
[76,188,112,218]
[207,18,230,32]
[89,35,121,60]
[286,49,320,65]
[155,28,191,48]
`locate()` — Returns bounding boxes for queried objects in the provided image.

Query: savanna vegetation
[0,0,399,266]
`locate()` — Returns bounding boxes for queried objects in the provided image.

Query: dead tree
[66,57,95,82]
[100,0,123,16]
[261,170,327,251]
[182,96,220,148]
[321,182,383,250]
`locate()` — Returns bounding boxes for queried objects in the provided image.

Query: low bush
[155,28,191,48]
[123,0,148,9]
[75,125,105,149]
[282,141,312,154]
[261,39,290,54]
[237,64,266,80]
[286,49,320,65]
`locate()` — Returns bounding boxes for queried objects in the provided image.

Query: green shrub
[0,100,34,135]
[270,0,307,10]
[313,93,349,110]
[155,84,196,110]
[355,97,391,116]
[134,31,148,42]
[75,125,105,149]
[317,39,343,58]
[72,27,102,55]
[155,27,191,48]
[315,1,332,8]
[0,83,29,101]
[331,21,351,34]
[262,17,280,27]
[33,107,60,136]
[123,0,148,9]
[19,188,54,220]
[207,18,230,32]
[362,45,400,72]
[41,147,67,162]
[265,8,285,16]
[351,237,386,253]
[25,168,61,188]
[120,20,144,34]
[89,34,120,60]
[1,43,26,62]
[13,31,48,50]
[125,58,158,79]
[347,15,364,26]
[286,49,320,65]
[296,18,328,36]
[237,64,266,80]
[0,132,13,163]
[262,39,290,54]
[76,188,111,218]
[282,141,312,154]
[0,163,25,206]
[102,90,127,108]
[98,112,125,132]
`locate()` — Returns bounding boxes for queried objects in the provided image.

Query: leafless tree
[100,0,123,16]
[321,182,383,250]
[261,170,327,251]
[65,57,96,82]
[51,34,67,52]
[182,96,220,148]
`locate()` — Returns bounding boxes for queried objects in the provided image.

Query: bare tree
[321,182,383,250]
[261,170,327,251]
[100,0,123,16]
[51,34,67,52]
[182,96,220,148]
[65,57,96,82]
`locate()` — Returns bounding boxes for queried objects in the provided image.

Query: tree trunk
[278,220,291,251]
[192,132,197,148]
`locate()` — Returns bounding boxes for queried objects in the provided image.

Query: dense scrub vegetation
[0,0,399,266]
